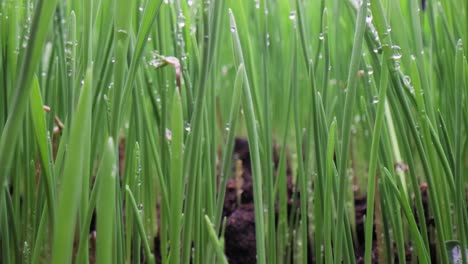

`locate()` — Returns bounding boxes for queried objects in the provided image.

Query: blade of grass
[214,64,244,229]
[125,185,155,264]
[204,215,228,264]
[229,9,267,264]
[290,30,308,264]
[454,39,467,264]
[95,138,117,264]
[334,1,367,262]
[259,1,277,262]
[324,118,337,263]
[29,75,56,230]
[383,168,430,263]
[168,79,184,264]
[52,68,92,264]
[364,41,389,264]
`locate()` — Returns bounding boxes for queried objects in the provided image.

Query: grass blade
[52,68,92,264]
[96,138,117,264]
[334,1,367,262]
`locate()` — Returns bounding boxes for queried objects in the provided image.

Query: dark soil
[222,138,436,263]
[224,203,257,264]
[222,138,295,264]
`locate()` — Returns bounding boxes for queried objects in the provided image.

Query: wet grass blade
[364,46,389,264]
[168,83,184,264]
[334,1,367,262]
[229,9,266,264]
[96,138,117,264]
[204,215,228,264]
[214,64,244,230]
[52,68,92,264]
[453,39,467,264]
[125,185,155,264]
[29,75,56,229]
[382,168,430,263]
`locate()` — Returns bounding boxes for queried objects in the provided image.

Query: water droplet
[354,115,361,123]
[166,128,172,141]
[225,123,230,131]
[177,12,186,28]
[366,11,373,24]
[149,58,164,68]
[185,123,191,132]
[230,26,237,32]
[391,45,402,59]
[254,0,260,9]
[289,10,296,20]
[319,32,324,40]
[117,29,127,35]
[403,75,411,87]
[372,96,379,104]
[138,6,144,12]
[188,0,193,6]
[190,25,196,35]
[222,65,229,76]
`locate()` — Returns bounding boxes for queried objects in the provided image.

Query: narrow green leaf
[29,75,55,228]
[52,68,93,264]
[169,88,184,264]
[96,138,117,264]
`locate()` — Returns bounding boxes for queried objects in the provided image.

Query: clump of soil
[224,204,257,264]
[223,138,295,263]
[223,138,436,263]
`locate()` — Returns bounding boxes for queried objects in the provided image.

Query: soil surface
[221,138,436,263]
[222,138,295,264]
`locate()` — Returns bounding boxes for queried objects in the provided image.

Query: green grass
[0,0,467,263]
